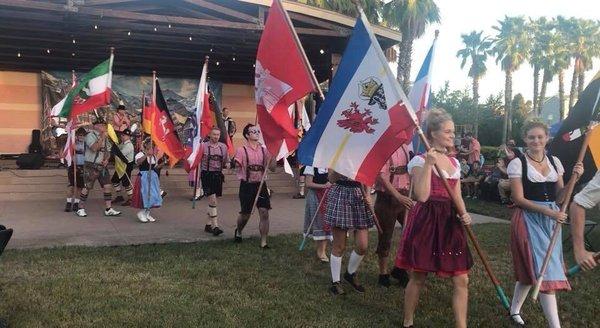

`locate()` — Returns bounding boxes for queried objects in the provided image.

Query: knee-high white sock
[539,293,561,328]
[347,251,364,275]
[330,254,342,283]
[510,282,531,316]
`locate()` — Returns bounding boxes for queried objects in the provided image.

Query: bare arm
[305,175,331,190]
[569,202,599,270]
[376,174,413,209]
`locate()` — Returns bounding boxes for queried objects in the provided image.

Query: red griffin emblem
[337,101,379,134]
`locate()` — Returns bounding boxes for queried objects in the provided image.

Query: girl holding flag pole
[131,138,163,223]
[395,109,472,328]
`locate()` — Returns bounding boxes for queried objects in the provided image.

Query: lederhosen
[83,132,111,189]
[201,143,226,197]
[375,145,410,257]
[239,146,271,214]
[68,142,85,188]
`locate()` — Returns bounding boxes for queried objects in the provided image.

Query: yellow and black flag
[549,71,600,184]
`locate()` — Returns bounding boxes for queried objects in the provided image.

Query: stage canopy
[0,0,401,84]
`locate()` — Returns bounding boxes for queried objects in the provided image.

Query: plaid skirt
[325,183,374,230]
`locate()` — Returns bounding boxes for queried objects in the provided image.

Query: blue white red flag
[409,34,437,153]
[297,11,418,185]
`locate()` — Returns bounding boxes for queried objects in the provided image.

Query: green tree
[492,16,530,143]
[553,16,573,120]
[563,18,599,109]
[528,17,550,113]
[382,0,440,93]
[456,30,492,137]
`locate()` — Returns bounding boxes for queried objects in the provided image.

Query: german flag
[549,71,600,184]
[150,79,186,167]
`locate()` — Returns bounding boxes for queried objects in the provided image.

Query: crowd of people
[59,105,599,328]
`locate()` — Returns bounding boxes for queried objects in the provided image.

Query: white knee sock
[539,293,561,328]
[74,198,80,203]
[347,251,364,275]
[330,254,342,283]
[66,197,73,203]
[510,282,531,322]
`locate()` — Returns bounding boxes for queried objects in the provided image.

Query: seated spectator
[459,158,470,179]
[462,161,485,198]
[500,139,522,163]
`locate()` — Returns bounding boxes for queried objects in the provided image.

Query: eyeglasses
[248,130,261,135]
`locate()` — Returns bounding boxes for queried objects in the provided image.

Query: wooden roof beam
[182,0,260,24]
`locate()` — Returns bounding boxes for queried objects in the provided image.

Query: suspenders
[243,145,266,181]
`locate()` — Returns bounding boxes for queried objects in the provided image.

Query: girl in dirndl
[507,120,583,327]
[131,139,163,223]
[303,166,332,262]
[395,109,472,328]
[326,171,374,296]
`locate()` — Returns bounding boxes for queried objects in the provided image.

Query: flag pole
[71,70,78,197]
[192,56,210,209]
[147,70,156,211]
[531,124,590,301]
[275,0,324,101]
[299,188,330,251]
[192,167,200,209]
[249,158,272,219]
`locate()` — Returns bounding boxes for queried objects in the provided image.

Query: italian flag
[51,54,114,118]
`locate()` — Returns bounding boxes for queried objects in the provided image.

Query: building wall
[221,83,255,149]
[0,71,254,154]
[0,71,41,154]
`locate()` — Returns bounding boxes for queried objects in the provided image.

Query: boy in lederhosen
[233,124,275,248]
[200,127,230,236]
[65,127,87,212]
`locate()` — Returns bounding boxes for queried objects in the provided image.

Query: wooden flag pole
[415,128,510,310]
[146,70,156,211]
[192,167,200,209]
[249,158,273,219]
[71,70,78,197]
[298,188,330,251]
[531,125,591,300]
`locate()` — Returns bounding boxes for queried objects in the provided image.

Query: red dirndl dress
[395,169,473,277]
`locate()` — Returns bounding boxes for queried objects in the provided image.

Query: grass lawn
[1,224,599,328]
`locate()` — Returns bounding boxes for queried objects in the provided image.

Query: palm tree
[456,30,492,137]
[564,18,599,109]
[492,16,530,143]
[382,0,440,93]
[528,17,549,113]
[536,20,559,115]
[554,17,573,120]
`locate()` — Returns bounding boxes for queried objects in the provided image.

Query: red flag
[255,0,318,158]
[185,58,211,172]
[150,79,185,167]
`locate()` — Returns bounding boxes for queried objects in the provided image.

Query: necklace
[433,147,448,154]
[526,151,545,164]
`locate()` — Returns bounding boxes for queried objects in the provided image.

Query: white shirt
[407,155,461,179]
[507,156,564,182]
[134,152,158,165]
[304,166,328,176]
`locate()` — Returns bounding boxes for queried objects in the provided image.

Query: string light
[253,64,255,68]
[189,36,193,41]
[168,24,172,28]
[17,52,21,58]
[72,52,76,57]
[210,48,213,52]
[319,49,325,55]
[127,31,131,36]
[94,24,98,29]
[46,49,51,54]
[216,61,220,66]
[154,27,157,32]
[232,56,236,61]
[72,39,76,44]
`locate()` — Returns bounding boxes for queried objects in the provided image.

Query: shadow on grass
[0,224,598,327]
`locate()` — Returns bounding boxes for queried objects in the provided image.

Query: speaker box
[16,153,44,170]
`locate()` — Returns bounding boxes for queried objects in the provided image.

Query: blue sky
[403,0,599,101]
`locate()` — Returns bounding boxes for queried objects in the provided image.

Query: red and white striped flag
[185,57,211,171]
[60,120,75,166]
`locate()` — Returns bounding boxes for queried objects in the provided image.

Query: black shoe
[212,226,224,236]
[378,274,391,287]
[509,313,525,326]
[191,195,204,201]
[64,202,73,212]
[329,281,345,296]
[161,191,167,198]
[113,196,125,204]
[343,271,365,293]
[292,193,305,199]
[234,229,242,243]
[391,267,409,288]
[261,244,270,249]
[204,224,213,233]
[72,202,79,212]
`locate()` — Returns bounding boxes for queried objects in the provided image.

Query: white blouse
[407,155,461,179]
[507,156,564,182]
[303,165,328,176]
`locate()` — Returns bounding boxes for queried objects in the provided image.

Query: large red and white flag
[185,58,211,171]
[60,120,75,166]
[255,0,318,160]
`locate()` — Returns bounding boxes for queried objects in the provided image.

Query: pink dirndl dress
[395,157,473,277]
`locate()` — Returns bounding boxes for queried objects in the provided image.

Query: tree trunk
[502,70,512,143]
[533,65,540,113]
[538,70,550,116]
[558,69,565,121]
[401,36,414,95]
[397,36,411,92]
[473,76,480,138]
[568,59,579,110]
[578,72,585,97]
